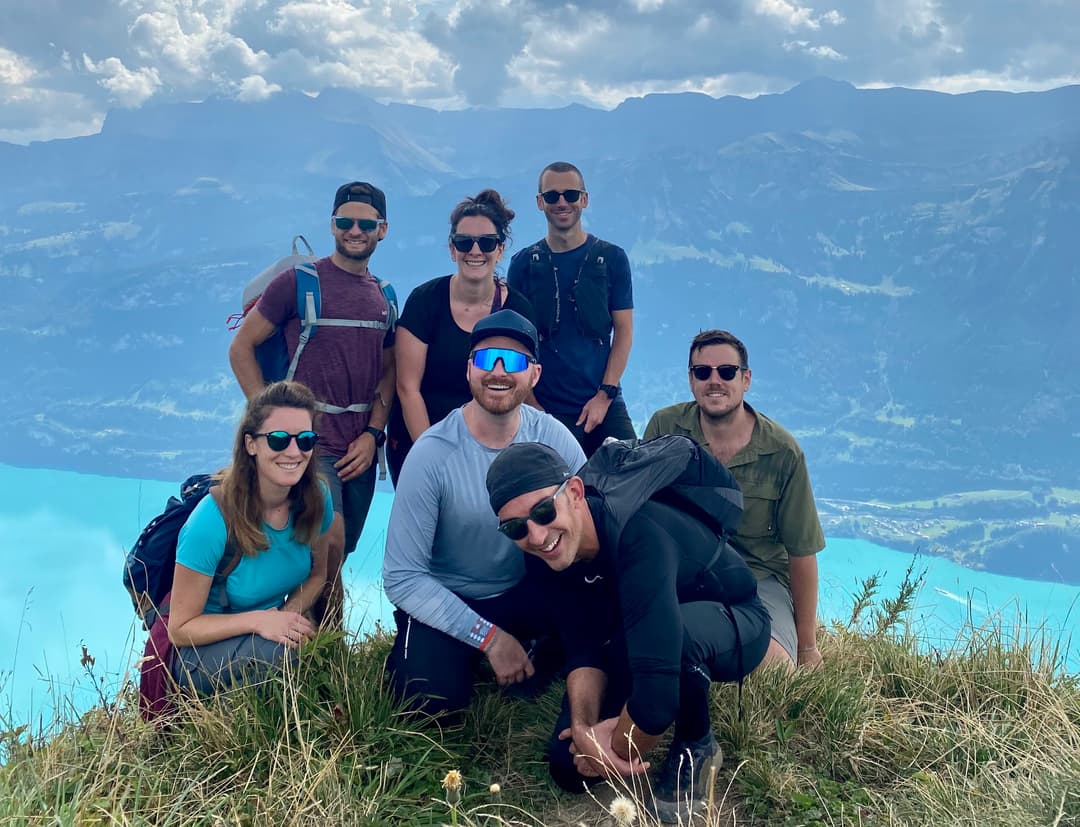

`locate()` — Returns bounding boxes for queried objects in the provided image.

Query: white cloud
[0,47,36,85]
[754,0,822,30]
[911,70,1080,95]
[0,0,1077,143]
[235,73,281,101]
[784,40,846,60]
[82,55,161,107]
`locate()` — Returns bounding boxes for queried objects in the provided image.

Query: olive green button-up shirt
[644,401,825,588]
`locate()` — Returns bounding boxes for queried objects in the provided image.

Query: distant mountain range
[2,78,1079,574]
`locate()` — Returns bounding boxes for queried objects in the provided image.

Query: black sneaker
[650,731,722,824]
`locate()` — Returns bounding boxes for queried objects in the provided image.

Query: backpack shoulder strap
[286,260,321,381]
[587,237,614,266]
[379,279,399,332]
[294,260,321,325]
[527,240,550,266]
[208,487,243,612]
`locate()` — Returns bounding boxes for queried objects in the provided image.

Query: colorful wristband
[469,617,496,650]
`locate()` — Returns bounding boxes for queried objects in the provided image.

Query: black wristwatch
[364,426,386,448]
[598,383,620,400]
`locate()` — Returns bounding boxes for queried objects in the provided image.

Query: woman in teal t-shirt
[168,381,334,694]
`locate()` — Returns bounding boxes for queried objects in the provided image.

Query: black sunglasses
[690,364,745,382]
[451,233,501,253]
[540,189,585,205]
[333,216,385,232]
[497,479,570,541]
[251,430,319,452]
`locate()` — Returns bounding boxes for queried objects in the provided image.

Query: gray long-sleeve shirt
[382,405,586,648]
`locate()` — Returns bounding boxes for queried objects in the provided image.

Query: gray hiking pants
[170,634,295,696]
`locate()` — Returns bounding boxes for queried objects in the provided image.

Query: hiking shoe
[650,731,722,824]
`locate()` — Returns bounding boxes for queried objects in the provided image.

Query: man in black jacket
[486,436,771,823]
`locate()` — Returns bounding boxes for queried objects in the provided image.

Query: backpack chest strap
[306,317,391,331]
[315,401,373,415]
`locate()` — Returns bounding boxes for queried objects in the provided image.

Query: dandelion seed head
[489,783,501,794]
[609,795,638,825]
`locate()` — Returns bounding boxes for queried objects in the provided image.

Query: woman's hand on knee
[256,608,316,648]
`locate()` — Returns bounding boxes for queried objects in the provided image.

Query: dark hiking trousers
[548,595,770,793]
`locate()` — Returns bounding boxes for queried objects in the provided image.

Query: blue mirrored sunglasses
[470,347,535,373]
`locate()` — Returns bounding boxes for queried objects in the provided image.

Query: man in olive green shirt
[644,329,825,670]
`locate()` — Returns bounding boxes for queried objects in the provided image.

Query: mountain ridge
[2,78,1078,580]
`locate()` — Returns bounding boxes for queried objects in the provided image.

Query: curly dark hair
[449,189,515,243]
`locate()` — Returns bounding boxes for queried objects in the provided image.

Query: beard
[335,237,374,262]
[472,377,531,415]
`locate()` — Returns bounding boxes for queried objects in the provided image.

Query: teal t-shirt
[175,481,333,613]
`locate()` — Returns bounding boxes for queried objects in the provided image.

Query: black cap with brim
[333,182,387,219]
[487,442,573,514]
[470,309,539,360]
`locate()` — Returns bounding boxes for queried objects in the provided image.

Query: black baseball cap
[333,182,386,219]
[487,442,574,514]
[470,309,539,360]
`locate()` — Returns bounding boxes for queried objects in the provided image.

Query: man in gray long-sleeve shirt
[383,309,586,715]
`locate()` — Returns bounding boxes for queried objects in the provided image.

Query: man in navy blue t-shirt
[507,162,636,456]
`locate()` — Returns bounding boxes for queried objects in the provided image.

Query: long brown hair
[217,381,325,555]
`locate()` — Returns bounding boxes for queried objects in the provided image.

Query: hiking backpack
[578,435,755,604]
[122,474,243,630]
[520,236,613,342]
[227,234,399,391]
[579,435,758,711]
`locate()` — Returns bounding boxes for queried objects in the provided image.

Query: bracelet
[479,625,498,652]
[797,645,819,653]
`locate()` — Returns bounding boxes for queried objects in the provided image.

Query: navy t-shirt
[507,235,633,415]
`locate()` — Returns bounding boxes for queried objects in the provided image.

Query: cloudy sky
[1,0,1077,144]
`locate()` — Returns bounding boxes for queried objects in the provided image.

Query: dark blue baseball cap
[470,309,539,360]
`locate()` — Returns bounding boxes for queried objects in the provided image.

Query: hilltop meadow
[2,571,1078,826]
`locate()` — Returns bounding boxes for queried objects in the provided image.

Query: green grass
[2,574,1079,826]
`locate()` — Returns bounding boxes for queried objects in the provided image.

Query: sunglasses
[690,364,745,382]
[471,347,535,373]
[332,216,385,232]
[451,233,501,253]
[498,479,570,540]
[540,189,585,204]
[251,430,319,452]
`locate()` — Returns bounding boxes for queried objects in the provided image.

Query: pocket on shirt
[738,478,780,538]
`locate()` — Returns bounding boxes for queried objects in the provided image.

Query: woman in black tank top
[387,189,536,484]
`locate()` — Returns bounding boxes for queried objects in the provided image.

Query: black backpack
[580,435,759,712]
[123,474,242,629]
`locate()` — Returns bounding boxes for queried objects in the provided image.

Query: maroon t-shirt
[256,256,393,457]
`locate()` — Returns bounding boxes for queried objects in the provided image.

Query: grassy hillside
[2,574,1078,826]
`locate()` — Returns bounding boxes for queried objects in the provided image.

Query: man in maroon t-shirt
[229,182,397,626]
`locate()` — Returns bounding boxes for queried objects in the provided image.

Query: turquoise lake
[2,463,1077,730]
